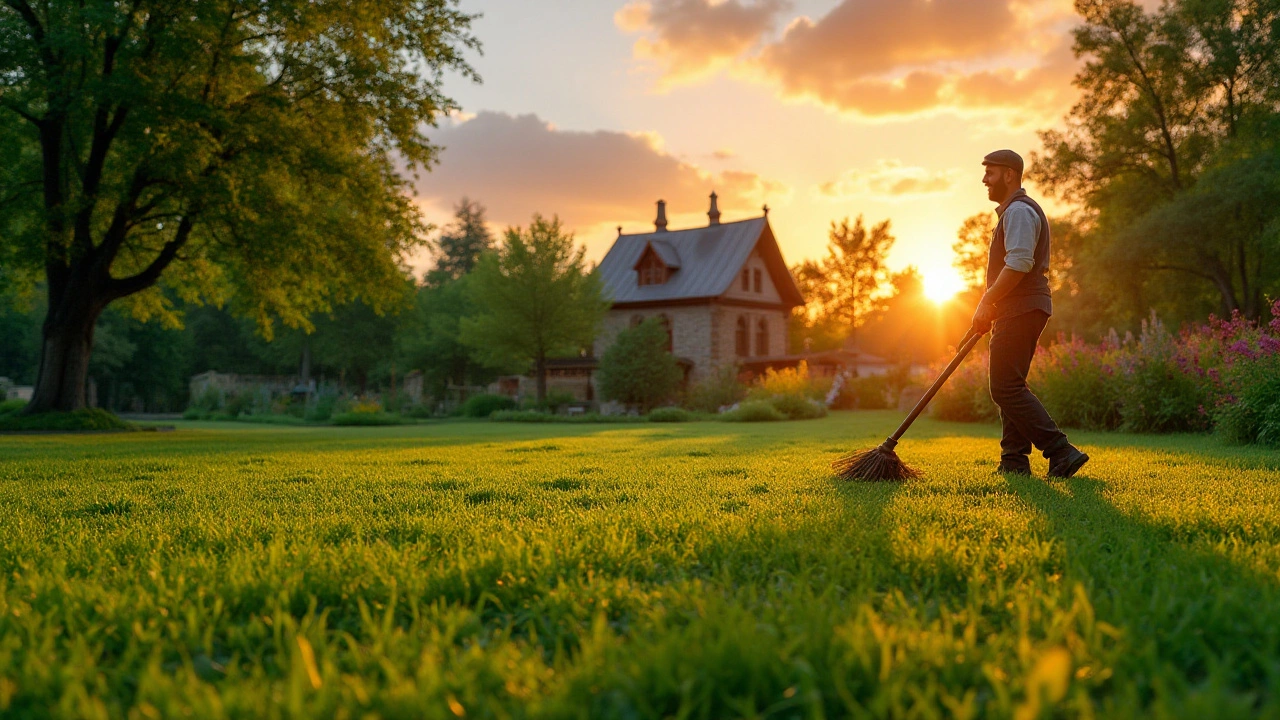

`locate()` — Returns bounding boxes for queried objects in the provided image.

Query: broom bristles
[831,443,921,482]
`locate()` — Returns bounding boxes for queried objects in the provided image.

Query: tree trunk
[25,295,105,414]
[535,352,547,403]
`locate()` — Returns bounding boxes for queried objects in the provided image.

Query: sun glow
[922,266,966,304]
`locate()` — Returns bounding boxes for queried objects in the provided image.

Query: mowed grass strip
[1,414,1279,718]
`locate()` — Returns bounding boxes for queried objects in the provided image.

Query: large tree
[1032,0,1280,323]
[459,215,606,402]
[789,216,895,351]
[0,0,479,413]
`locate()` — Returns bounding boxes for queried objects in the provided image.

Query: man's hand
[972,298,998,334]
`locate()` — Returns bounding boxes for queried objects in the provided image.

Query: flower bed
[931,301,1280,445]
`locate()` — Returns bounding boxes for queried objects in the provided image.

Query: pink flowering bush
[1210,303,1280,446]
[929,301,1280,444]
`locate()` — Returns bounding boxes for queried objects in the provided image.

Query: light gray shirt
[995,195,1041,274]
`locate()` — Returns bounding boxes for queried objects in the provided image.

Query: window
[735,316,749,356]
[740,268,750,291]
[637,252,667,286]
[756,318,769,356]
[658,314,673,353]
[630,314,644,327]
[753,268,762,293]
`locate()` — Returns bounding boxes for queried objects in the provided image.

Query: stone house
[488,195,807,405]
[592,194,805,383]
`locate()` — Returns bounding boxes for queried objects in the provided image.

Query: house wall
[712,305,789,363]
[721,249,782,304]
[593,301,791,387]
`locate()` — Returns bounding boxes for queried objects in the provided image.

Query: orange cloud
[818,161,960,200]
[415,112,786,231]
[620,0,1080,119]
[615,0,791,85]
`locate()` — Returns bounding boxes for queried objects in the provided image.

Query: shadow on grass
[1009,474,1280,708]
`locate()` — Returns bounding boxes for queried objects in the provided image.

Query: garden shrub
[461,393,517,418]
[222,391,252,418]
[305,391,341,422]
[401,403,436,419]
[0,399,28,416]
[756,363,812,397]
[721,400,785,422]
[489,410,641,423]
[523,390,577,414]
[648,407,698,422]
[330,412,410,426]
[597,318,683,412]
[234,414,309,426]
[828,375,890,410]
[683,364,747,413]
[0,408,132,432]
[768,393,827,420]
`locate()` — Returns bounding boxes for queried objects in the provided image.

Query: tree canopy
[459,215,607,402]
[1032,0,1280,323]
[789,216,895,351]
[0,0,479,411]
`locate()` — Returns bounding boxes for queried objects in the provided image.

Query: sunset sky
[412,0,1097,297]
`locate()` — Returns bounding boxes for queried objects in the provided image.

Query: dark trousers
[989,310,1070,465]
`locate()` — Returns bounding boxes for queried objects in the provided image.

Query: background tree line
[0,199,604,412]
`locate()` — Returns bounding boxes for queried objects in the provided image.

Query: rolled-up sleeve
[1001,205,1040,273]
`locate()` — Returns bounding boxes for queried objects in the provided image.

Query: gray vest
[985,194,1053,319]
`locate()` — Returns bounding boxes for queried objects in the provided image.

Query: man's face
[983,165,1012,202]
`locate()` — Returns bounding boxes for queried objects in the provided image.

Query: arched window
[658,314,673,353]
[740,268,750,290]
[756,318,769,356]
[735,316,749,356]
[753,268,762,293]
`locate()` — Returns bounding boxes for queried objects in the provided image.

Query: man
[971,149,1089,479]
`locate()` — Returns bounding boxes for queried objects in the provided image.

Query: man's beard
[987,177,1008,201]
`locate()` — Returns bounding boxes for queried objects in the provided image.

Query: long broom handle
[886,326,986,444]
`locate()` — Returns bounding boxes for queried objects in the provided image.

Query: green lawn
[2,413,1280,718]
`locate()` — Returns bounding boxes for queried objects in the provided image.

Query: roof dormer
[634,240,680,286]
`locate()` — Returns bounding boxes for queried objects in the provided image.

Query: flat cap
[982,149,1024,174]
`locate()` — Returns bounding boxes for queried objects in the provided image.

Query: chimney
[654,199,668,232]
[707,191,721,225]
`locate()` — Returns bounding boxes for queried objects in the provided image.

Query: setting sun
[922,266,967,304]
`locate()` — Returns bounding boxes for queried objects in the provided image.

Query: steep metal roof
[647,239,681,268]
[597,216,804,307]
